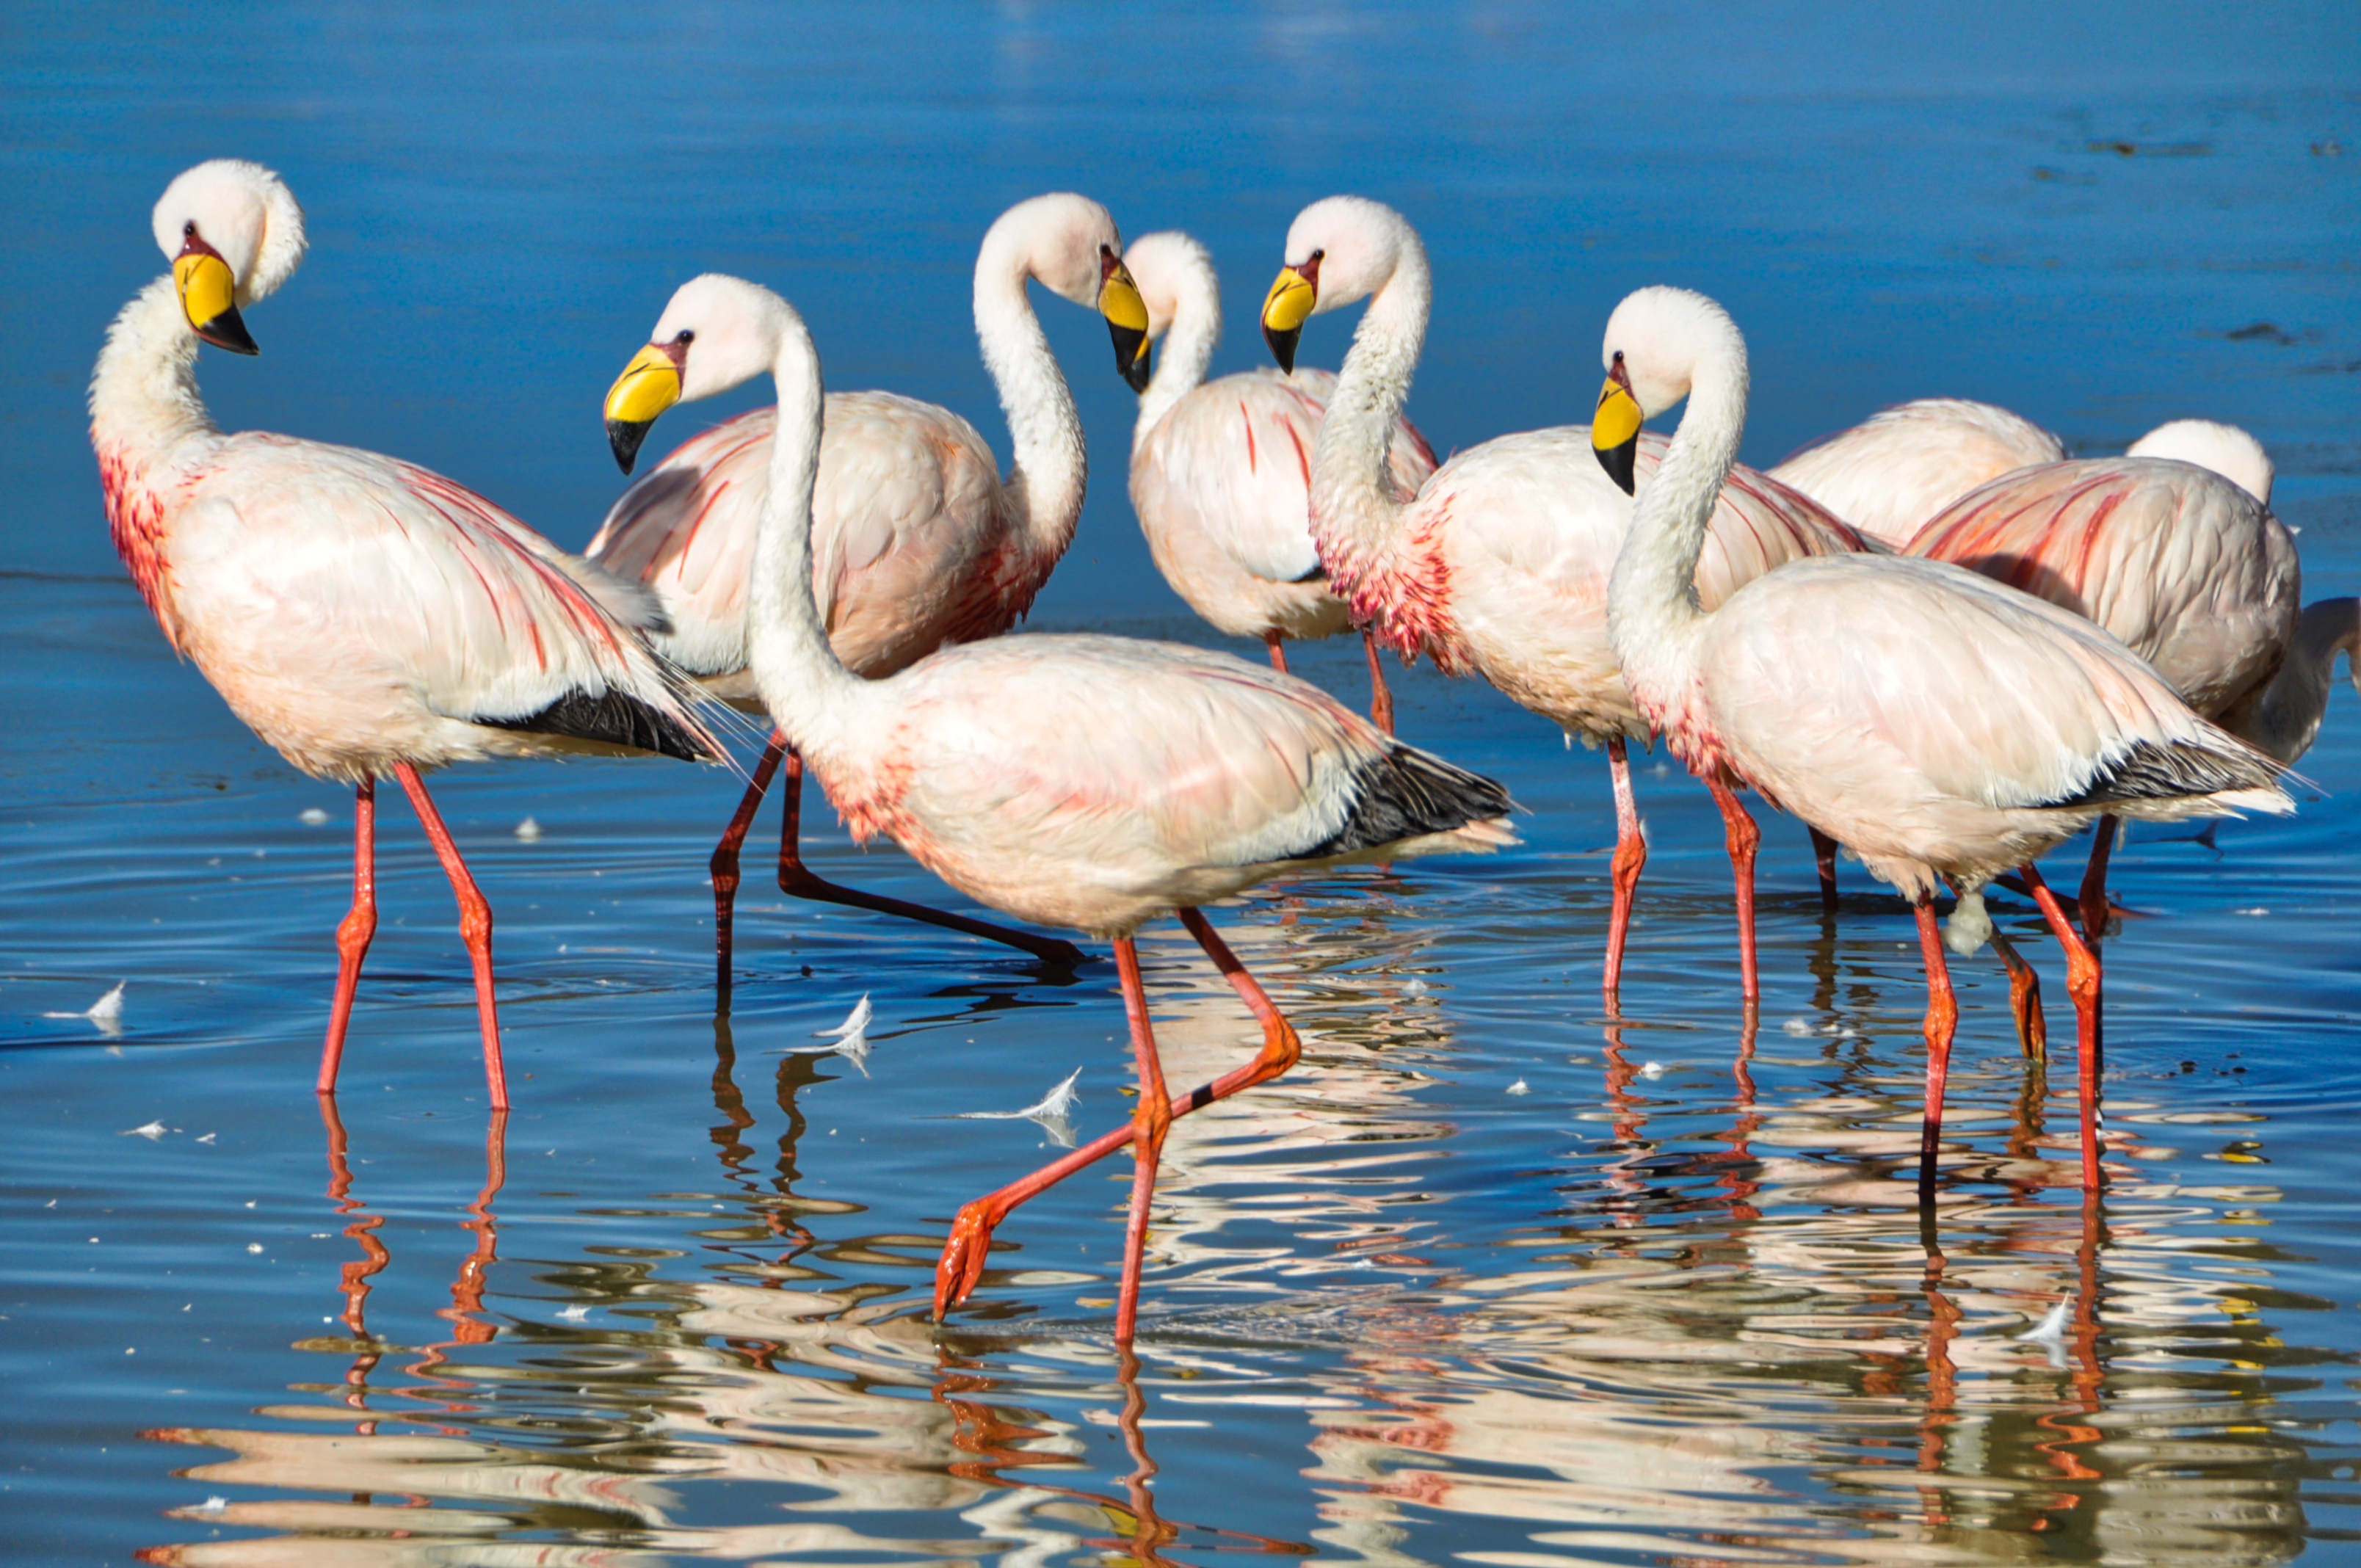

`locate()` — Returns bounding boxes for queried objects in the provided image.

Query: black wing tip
[2053,736,2283,810]
[476,688,717,763]
[1294,741,1515,862]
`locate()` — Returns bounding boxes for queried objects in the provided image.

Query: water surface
[4,6,2360,1564]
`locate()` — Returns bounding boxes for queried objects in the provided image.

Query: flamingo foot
[935,1197,1001,1318]
[1992,932,2048,1061]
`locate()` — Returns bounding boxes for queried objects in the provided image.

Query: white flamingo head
[603,272,803,473]
[1260,195,1414,374]
[2127,418,2275,506]
[150,159,306,356]
[1591,286,1745,495]
[1120,231,1215,345]
[978,192,1150,392]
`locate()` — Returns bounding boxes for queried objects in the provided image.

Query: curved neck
[89,277,217,471]
[1308,239,1430,589]
[2242,597,2360,764]
[746,316,868,754]
[974,252,1086,557]
[1133,260,1220,452]
[1607,345,1749,724]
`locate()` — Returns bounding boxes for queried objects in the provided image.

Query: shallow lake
[4,6,2360,1564]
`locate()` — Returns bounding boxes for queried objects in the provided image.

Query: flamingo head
[150,159,306,356]
[1592,286,1744,495]
[2126,418,2275,507]
[604,273,799,473]
[1260,195,1410,374]
[979,192,1150,393]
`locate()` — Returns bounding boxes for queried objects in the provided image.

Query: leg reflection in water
[933,1346,1314,1567]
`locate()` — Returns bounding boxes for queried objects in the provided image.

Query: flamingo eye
[1612,350,1625,365]
[183,221,196,238]
[674,330,694,346]
[1310,249,1324,262]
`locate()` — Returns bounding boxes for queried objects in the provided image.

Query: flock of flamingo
[91,161,2353,1341]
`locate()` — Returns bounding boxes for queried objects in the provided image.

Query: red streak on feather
[1241,402,1258,473]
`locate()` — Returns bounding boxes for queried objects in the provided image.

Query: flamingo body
[1770,397,2064,549]
[1131,365,1435,641]
[808,631,1500,935]
[1907,457,2300,726]
[588,392,1021,700]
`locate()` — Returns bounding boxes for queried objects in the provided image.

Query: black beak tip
[1120,349,1153,395]
[606,418,652,476]
[1596,439,1638,497]
[1262,324,1300,376]
[1109,325,1151,393]
[197,305,260,357]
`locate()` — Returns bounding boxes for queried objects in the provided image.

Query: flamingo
[601,273,1515,1340]
[1904,419,2300,946]
[1587,284,2290,1198]
[1121,228,1439,732]
[90,160,722,1109]
[592,194,1153,980]
[1769,398,2064,549]
[1255,196,1870,1003]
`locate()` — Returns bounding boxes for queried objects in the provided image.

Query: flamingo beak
[173,242,257,355]
[1098,251,1153,393]
[1592,360,1643,496]
[1260,261,1319,375]
[603,343,683,475]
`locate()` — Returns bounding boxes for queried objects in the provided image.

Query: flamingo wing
[1707,556,2283,816]
[1907,458,2301,716]
[1770,398,2065,549]
[586,406,772,678]
[176,435,714,760]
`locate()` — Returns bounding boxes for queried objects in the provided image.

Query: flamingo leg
[935,907,1302,1326]
[1361,628,1396,736]
[708,729,789,997]
[318,777,379,1097]
[1603,736,1647,1002]
[1263,631,1289,673]
[390,763,506,1111]
[1912,896,1960,1203]
[1991,930,2048,1061]
[2018,863,2104,1192]
[1702,771,1762,1002]
[2078,815,2116,949]
[1114,938,1172,1342]
[1808,826,1840,913]
[772,749,1087,966]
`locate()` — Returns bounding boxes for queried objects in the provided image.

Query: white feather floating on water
[120,1120,167,1140]
[1506,1079,1529,1096]
[960,1067,1084,1147]
[46,982,125,1038]
[1639,1061,1667,1079]
[514,817,543,841]
[2015,1297,2073,1368]
[300,807,330,825]
[818,995,872,1039]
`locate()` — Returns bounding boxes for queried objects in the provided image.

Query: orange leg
[1114,939,1172,1341]
[391,763,506,1111]
[1912,896,1960,1203]
[1992,930,2048,1061]
[1603,736,1647,1003]
[1262,631,1289,673]
[1809,825,1840,913]
[935,907,1302,1332]
[1361,628,1395,736]
[2020,863,2104,1191]
[318,777,378,1097]
[708,730,789,997]
[2078,816,2116,950]
[1702,771,1762,1001]
[767,748,1085,967]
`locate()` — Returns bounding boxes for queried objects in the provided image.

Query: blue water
[4,5,2360,1564]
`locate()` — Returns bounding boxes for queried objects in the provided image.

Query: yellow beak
[1099,259,1152,393]
[603,344,683,475]
[1260,264,1318,374]
[173,250,257,355]
[1592,374,1644,496]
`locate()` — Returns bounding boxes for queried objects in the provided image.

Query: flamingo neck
[746,316,868,758]
[1608,341,1749,753]
[1308,234,1430,600]
[974,244,1086,562]
[89,277,221,640]
[2241,597,2360,765]
[1132,255,1219,453]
